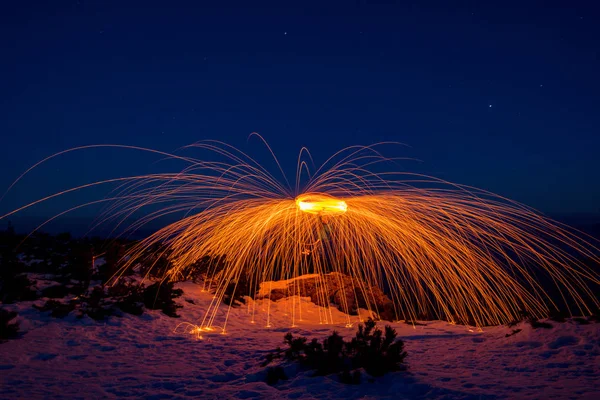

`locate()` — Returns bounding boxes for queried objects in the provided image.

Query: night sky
[1,1,599,233]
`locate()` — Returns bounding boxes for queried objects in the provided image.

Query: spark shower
[2,135,599,332]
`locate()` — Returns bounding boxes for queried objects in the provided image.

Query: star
[284,32,287,35]
[489,104,492,108]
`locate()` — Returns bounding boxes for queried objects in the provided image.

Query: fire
[295,194,347,215]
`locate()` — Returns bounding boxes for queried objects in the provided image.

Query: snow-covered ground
[1,281,599,399]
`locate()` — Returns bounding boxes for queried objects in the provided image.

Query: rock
[259,272,397,321]
[267,289,288,302]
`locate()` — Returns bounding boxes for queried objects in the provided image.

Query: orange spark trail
[2,138,599,332]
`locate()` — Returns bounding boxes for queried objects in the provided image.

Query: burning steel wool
[295,194,348,215]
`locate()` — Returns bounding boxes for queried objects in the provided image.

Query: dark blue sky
[1,1,599,232]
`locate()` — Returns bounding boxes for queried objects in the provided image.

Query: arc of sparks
[2,136,599,333]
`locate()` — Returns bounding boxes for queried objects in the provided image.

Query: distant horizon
[5,210,600,240]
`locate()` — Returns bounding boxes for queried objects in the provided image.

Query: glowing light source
[296,194,348,215]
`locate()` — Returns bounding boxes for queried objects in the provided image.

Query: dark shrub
[268,319,407,383]
[222,277,251,307]
[135,244,173,279]
[505,328,522,337]
[34,281,147,319]
[33,299,77,318]
[346,319,407,377]
[143,282,183,317]
[265,366,287,385]
[0,274,38,303]
[178,255,227,282]
[507,310,554,329]
[78,287,115,321]
[109,281,145,316]
[118,298,144,316]
[42,284,71,299]
[96,241,132,283]
[339,369,361,385]
[572,317,590,325]
[507,309,532,328]
[62,242,93,290]
[404,320,426,326]
[528,319,553,329]
[0,308,19,341]
[548,310,569,323]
